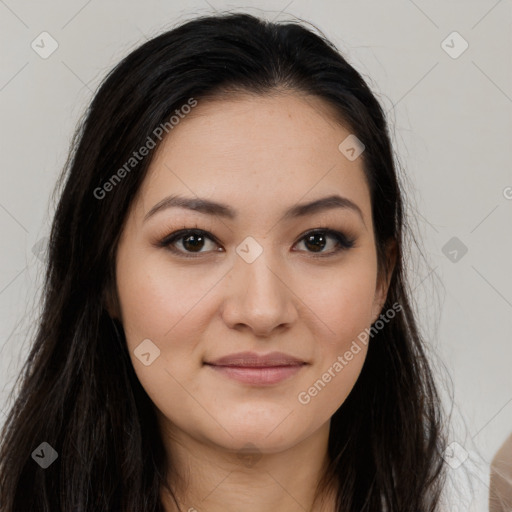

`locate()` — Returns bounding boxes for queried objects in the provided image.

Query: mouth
[203,351,308,386]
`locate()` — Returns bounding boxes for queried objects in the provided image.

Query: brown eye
[294,229,355,256]
[158,227,355,259]
[180,232,208,252]
[160,229,221,258]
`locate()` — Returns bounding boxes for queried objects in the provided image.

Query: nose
[221,249,298,337]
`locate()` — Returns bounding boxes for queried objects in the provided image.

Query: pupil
[180,232,330,253]
[305,233,326,252]
[183,233,204,252]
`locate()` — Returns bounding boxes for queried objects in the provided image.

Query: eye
[159,229,221,258]
[293,228,355,257]
[157,227,355,259]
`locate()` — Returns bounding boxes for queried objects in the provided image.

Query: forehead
[134,92,371,224]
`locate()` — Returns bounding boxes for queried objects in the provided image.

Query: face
[112,92,391,455]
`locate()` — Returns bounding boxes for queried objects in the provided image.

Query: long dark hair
[0,12,447,511]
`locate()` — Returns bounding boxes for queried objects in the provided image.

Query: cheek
[293,257,376,409]
[116,250,220,345]
[115,257,208,421]
[295,281,373,421]
[297,256,377,347]
[115,252,223,399]
[296,344,367,427]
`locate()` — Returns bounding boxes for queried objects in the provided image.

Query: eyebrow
[143,193,365,224]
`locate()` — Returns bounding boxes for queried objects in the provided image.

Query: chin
[205,416,311,455]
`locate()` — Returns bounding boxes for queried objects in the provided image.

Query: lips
[205,351,307,367]
[204,351,308,385]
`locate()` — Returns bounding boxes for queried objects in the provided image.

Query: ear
[371,239,397,324]
[102,277,121,320]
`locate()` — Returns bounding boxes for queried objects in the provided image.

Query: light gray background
[1,1,511,510]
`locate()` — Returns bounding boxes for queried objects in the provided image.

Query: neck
[159,420,338,512]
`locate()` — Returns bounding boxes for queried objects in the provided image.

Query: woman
[0,12,447,511]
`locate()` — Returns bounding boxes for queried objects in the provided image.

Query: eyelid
[293,228,356,256]
[157,228,221,258]
[157,227,356,258]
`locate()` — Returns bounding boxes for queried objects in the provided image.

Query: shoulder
[489,432,512,512]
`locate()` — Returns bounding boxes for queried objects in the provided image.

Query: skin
[110,91,395,512]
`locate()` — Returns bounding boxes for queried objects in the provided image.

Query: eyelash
[156,226,356,259]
